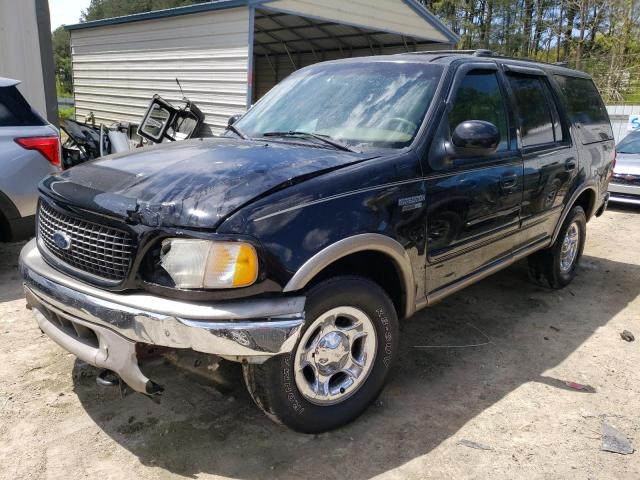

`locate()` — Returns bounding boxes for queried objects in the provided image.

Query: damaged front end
[20,239,305,399]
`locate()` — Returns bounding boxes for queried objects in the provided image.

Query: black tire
[528,205,587,289]
[242,276,399,433]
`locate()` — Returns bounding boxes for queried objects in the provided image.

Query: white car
[610,130,640,205]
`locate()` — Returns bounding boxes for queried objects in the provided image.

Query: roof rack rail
[401,49,495,57]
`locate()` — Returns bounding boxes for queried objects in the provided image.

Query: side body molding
[283,233,416,319]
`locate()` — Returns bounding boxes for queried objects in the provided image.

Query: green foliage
[58,106,75,122]
[420,0,640,104]
[55,73,71,98]
[80,0,207,22]
[52,26,72,96]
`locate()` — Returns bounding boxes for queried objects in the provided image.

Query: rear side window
[554,75,612,144]
[507,74,562,148]
[0,86,45,127]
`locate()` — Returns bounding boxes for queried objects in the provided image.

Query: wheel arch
[283,234,416,319]
[551,184,597,245]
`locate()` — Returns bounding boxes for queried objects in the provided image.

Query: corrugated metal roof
[64,0,459,44]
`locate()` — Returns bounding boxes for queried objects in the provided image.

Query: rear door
[553,74,615,204]
[424,63,524,293]
[503,66,578,247]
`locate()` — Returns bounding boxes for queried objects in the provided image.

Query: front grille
[38,201,133,282]
[611,173,640,186]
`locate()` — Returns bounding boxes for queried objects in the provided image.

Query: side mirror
[138,96,173,143]
[450,120,500,157]
[227,113,243,128]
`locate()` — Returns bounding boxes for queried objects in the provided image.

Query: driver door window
[448,71,511,152]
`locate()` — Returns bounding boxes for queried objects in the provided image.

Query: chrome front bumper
[19,239,305,394]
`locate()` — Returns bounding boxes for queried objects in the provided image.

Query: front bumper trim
[20,239,305,378]
[608,183,640,205]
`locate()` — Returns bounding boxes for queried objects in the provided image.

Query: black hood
[41,137,374,229]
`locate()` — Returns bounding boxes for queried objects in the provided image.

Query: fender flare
[551,183,598,244]
[0,190,21,221]
[283,233,416,318]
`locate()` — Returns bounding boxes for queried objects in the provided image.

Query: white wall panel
[70,7,250,132]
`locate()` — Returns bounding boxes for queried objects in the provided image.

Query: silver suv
[0,77,60,242]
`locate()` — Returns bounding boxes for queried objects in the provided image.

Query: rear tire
[242,276,398,433]
[528,205,586,289]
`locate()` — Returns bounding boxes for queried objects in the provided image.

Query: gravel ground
[0,204,639,479]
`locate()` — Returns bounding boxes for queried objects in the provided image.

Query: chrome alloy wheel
[559,221,580,272]
[294,306,377,406]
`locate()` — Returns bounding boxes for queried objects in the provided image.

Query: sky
[48,0,91,31]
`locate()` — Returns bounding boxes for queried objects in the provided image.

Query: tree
[51,26,72,95]
[420,0,640,103]
[80,0,207,22]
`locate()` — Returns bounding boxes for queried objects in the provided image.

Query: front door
[423,64,524,293]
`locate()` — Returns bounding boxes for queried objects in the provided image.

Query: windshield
[617,131,640,154]
[233,61,443,150]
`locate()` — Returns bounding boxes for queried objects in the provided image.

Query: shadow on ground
[0,241,27,303]
[72,254,639,479]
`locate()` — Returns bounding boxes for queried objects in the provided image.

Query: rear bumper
[19,239,305,393]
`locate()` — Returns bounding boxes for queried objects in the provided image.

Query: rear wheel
[242,276,398,433]
[528,205,586,289]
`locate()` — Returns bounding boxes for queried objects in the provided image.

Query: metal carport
[66,0,458,133]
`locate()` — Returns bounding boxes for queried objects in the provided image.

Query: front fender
[283,233,416,318]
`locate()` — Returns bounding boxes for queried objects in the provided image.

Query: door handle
[565,157,577,171]
[500,174,518,189]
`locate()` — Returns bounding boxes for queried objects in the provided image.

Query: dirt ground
[1,204,639,480]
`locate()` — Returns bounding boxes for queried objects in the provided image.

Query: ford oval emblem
[52,231,72,250]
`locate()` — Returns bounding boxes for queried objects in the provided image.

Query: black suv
[20,51,614,433]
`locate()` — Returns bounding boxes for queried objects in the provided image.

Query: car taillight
[14,136,60,168]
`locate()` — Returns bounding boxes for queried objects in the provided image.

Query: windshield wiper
[262,131,357,153]
[226,124,248,140]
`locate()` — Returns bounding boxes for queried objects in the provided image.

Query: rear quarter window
[554,75,612,144]
[0,86,46,127]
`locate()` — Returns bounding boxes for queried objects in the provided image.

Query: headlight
[159,239,258,289]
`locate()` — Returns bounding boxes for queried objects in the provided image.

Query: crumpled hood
[41,137,374,228]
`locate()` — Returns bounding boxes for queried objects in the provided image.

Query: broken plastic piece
[457,439,493,450]
[601,421,634,455]
[621,330,635,342]
[565,381,587,391]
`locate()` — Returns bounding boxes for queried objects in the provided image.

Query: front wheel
[243,276,398,433]
[528,205,587,289]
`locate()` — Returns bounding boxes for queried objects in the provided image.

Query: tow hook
[96,369,164,404]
